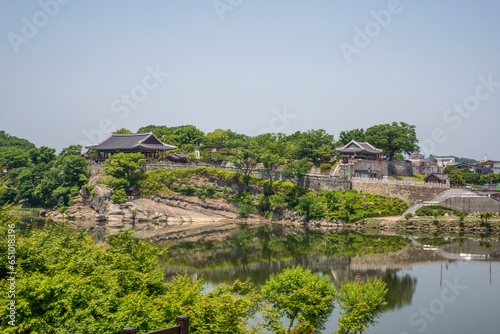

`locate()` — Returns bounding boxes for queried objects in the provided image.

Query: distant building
[452,162,490,175]
[85,132,177,161]
[482,160,500,174]
[424,173,449,185]
[436,157,455,168]
[409,153,425,162]
[412,161,424,175]
[423,162,442,176]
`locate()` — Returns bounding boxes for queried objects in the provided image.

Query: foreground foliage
[336,275,388,334]
[261,266,336,334]
[0,221,260,334]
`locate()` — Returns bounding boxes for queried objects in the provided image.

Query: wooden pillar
[122,328,137,334]
[177,315,189,334]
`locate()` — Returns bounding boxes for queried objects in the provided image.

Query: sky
[1,0,499,160]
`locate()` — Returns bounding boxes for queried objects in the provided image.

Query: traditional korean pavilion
[335,140,384,162]
[86,132,177,161]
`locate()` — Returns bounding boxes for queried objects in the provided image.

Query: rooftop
[335,140,383,155]
[86,133,177,151]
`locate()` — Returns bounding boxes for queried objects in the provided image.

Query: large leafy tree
[338,128,365,145]
[229,150,258,184]
[261,265,336,334]
[282,159,311,187]
[251,133,292,184]
[364,122,419,160]
[290,129,335,161]
[336,276,388,334]
[0,130,36,150]
[104,152,145,185]
[137,125,173,139]
[170,126,205,147]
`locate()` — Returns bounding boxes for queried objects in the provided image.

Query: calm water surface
[161,225,500,334]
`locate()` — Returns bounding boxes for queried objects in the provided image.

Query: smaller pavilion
[86,132,177,161]
[335,140,384,163]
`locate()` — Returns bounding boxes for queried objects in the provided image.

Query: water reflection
[161,225,420,310]
[382,271,417,311]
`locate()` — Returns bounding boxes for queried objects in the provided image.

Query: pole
[163,135,165,161]
[177,316,189,334]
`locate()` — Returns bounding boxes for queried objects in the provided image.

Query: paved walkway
[403,189,476,215]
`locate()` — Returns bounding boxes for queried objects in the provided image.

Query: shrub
[415,205,457,217]
[320,163,332,171]
[108,177,130,190]
[236,203,256,218]
[83,183,94,191]
[110,188,128,203]
[179,186,196,196]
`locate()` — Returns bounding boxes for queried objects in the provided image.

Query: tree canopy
[0,142,87,207]
[365,122,419,160]
[261,265,336,334]
[338,128,365,145]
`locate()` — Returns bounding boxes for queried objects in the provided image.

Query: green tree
[480,212,493,225]
[292,129,335,161]
[0,130,36,150]
[229,150,258,184]
[171,125,205,147]
[29,146,56,165]
[110,188,128,202]
[59,145,83,156]
[251,133,291,189]
[282,159,311,186]
[104,152,145,185]
[137,125,173,140]
[336,276,388,334]
[365,122,419,160]
[261,265,336,334]
[444,166,466,187]
[338,128,365,145]
[0,147,30,169]
[113,128,133,134]
[296,194,325,221]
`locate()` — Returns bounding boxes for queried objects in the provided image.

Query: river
[159,225,500,334]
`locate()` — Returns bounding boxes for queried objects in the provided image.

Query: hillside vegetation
[134,167,408,222]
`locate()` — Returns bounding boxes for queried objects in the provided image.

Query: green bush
[178,186,196,196]
[236,203,256,218]
[320,163,332,171]
[110,188,128,203]
[108,177,130,190]
[415,205,458,217]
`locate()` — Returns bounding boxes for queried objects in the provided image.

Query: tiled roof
[424,173,449,181]
[335,140,383,154]
[86,133,177,151]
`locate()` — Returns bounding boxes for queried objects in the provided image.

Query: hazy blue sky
[1,0,499,160]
